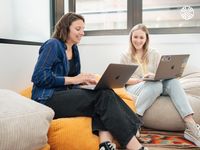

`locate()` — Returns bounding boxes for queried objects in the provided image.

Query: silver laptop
[80,63,138,90]
[143,54,189,81]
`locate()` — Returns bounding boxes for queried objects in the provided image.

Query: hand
[134,79,143,84]
[143,72,155,79]
[76,73,98,85]
[127,78,143,85]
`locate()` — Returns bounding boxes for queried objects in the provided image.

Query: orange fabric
[40,144,50,150]
[20,86,32,98]
[48,117,99,150]
[113,88,136,112]
[20,86,136,150]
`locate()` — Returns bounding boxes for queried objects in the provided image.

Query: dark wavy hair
[52,12,85,42]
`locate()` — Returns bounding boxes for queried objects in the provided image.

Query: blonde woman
[120,24,200,147]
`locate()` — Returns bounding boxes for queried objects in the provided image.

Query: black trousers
[45,88,141,148]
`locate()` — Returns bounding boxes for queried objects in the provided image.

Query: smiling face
[131,29,147,52]
[67,19,85,44]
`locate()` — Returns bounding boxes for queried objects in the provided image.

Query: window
[64,0,200,35]
[143,0,200,28]
[1,0,199,45]
[65,0,141,35]
[0,0,50,43]
[75,0,127,31]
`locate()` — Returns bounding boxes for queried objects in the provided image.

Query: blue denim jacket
[31,38,80,103]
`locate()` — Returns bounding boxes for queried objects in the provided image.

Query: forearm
[126,78,142,85]
[64,76,78,85]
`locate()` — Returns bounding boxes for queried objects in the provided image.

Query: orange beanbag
[20,87,136,150]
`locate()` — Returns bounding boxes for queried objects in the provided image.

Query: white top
[120,49,160,78]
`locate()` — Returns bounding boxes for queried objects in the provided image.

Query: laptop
[143,54,189,81]
[80,63,138,90]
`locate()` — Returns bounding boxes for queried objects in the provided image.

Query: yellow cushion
[39,144,50,150]
[48,117,99,150]
[20,86,136,150]
[20,86,32,98]
[113,88,136,112]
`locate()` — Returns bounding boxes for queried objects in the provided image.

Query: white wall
[0,44,39,92]
[79,34,200,74]
[1,34,200,92]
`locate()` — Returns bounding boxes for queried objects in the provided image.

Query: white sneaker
[99,141,116,150]
[184,123,200,147]
[138,146,149,150]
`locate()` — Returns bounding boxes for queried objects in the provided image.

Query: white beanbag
[143,66,200,131]
[0,89,54,150]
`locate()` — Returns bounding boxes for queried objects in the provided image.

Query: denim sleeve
[31,41,65,88]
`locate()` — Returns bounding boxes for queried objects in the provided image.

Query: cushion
[143,70,200,131]
[0,89,54,150]
[20,87,136,150]
[180,72,200,97]
[113,88,136,112]
[48,117,99,150]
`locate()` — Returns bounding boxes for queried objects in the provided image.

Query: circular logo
[180,6,194,20]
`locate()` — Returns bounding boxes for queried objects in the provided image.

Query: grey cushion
[180,72,200,98]
[143,95,200,131]
[0,89,54,150]
[143,66,200,131]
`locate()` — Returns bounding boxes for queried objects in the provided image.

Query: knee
[167,78,180,87]
[147,82,163,95]
[100,89,116,97]
[154,82,163,94]
[95,89,116,107]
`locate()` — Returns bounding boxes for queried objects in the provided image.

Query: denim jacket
[31,38,80,103]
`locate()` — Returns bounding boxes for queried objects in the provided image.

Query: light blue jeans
[126,78,194,119]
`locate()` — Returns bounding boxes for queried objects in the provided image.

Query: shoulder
[148,49,161,64]
[43,38,65,48]
[121,50,131,58]
[148,49,160,57]
[39,38,65,55]
[148,49,159,55]
[120,50,132,63]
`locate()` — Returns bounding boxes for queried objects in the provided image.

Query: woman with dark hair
[120,23,200,147]
[31,12,147,150]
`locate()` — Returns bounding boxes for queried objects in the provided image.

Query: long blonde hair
[128,24,150,65]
